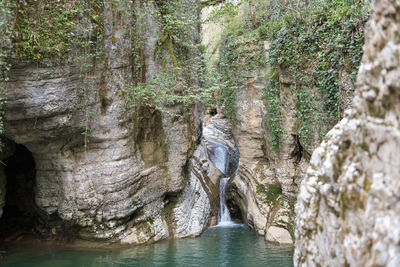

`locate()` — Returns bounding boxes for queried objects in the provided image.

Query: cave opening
[0,143,40,242]
[225,183,244,223]
[226,198,243,222]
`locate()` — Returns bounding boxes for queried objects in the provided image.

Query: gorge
[0,0,399,266]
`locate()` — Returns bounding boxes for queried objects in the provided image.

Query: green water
[0,224,293,267]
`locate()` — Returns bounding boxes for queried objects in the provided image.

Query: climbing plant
[9,0,104,148]
[215,0,369,151]
[119,0,215,119]
[266,0,368,149]
[0,0,15,137]
[217,17,266,121]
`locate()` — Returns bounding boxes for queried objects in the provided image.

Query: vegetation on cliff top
[0,0,14,136]
[0,0,216,146]
[213,0,369,151]
[0,0,369,149]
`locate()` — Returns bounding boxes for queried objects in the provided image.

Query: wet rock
[266,226,292,244]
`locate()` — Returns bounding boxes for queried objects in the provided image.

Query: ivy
[217,22,266,121]
[265,73,285,151]
[118,66,214,118]
[13,0,103,62]
[215,0,369,151]
[119,0,215,119]
[266,0,368,149]
[0,0,15,137]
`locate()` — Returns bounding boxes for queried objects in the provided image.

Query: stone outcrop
[203,1,362,244]
[218,39,309,245]
[295,0,400,265]
[0,0,214,243]
[226,63,299,244]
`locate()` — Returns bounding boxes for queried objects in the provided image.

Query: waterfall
[218,177,232,225]
[207,139,229,175]
[205,138,237,226]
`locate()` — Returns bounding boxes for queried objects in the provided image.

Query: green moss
[363,178,372,191]
[165,202,176,211]
[266,184,283,205]
[256,182,283,206]
[14,0,104,61]
[215,0,369,150]
[340,191,348,220]
[256,183,266,195]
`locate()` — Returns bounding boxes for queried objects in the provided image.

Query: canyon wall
[224,40,318,245]
[0,0,218,243]
[203,0,367,245]
[295,0,400,265]
[0,0,379,250]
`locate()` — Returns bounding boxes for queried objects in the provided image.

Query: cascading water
[206,139,238,226]
[207,139,229,175]
[218,177,232,224]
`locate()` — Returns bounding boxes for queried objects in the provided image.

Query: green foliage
[256,183,283,206]
[217,21,266,121]
[14,0,104,61]
[265,75,285,150]
[0,0,15,137]
[266,0,368,148]
[216,0,368,150]
[118,66,214,118]
[14,1,75,60]
[203,2,242,24]
[120,0,215,118]
[154,0,198,68]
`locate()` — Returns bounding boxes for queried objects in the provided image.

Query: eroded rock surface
[202,0,364,245]
[0,0,213,243]
[295,0,400,265]
[221,41,306,245]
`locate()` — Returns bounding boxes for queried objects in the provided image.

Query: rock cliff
[203,0,367,245]
[0,0,215,243]
[295,0,400,265]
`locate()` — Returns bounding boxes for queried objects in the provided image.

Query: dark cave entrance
[226,198,243,222]
[0,143,39,241]
[225,183,244,223]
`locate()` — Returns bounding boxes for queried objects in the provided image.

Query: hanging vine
[0,0,15,138]
[215,0,369,151]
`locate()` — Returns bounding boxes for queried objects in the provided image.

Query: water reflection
[1,225,293,267]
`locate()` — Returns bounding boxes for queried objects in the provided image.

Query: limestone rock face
[173,157,211,238]
[201,0,362,245]
[295,0,400,265]
[1,0,212,242]
[203,113,239,177]
[221,41,304,245]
